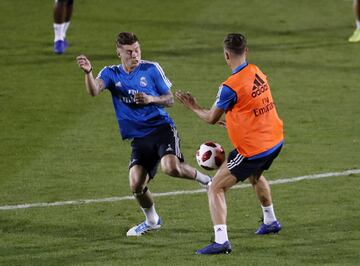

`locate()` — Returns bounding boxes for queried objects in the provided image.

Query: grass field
[0,0,359,265]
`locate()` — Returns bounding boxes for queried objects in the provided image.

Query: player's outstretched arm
[76,55,105,97]
[175,90,224,124]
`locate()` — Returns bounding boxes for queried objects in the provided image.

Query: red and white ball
[196,141,225,170]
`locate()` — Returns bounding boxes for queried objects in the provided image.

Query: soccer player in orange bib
[176,33,284,255]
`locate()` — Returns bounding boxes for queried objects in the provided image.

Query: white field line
[1,169,359,211]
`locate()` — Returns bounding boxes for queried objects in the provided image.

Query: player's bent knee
[132,186,148,197]
[161,158,181,177]
[163,165,180,177]
[208,183,224,195]
[129,179,147,194]
[161,154,182,177]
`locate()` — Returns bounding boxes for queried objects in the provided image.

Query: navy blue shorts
[129,124,184,178]
[227,145,282,182]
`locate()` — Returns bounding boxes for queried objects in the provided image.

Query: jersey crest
[140,76,147,87]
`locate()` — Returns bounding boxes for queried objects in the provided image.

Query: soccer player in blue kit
[76,32,211,236]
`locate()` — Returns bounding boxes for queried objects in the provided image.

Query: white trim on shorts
[227,153,245,170]
[170,125,181,158]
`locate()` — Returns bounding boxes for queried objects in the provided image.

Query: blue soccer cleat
[126,218,162,236]
[196,241,232,255]
[255,220,282,235]
[54,40,66,54]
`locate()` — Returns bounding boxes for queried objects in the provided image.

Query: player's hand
[217,119,227,128]
[134,92,153,105]
[175,90,198,110]
[76,55,92,73]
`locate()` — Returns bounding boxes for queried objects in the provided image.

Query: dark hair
[223,33,247,55]
[116,32,139,47]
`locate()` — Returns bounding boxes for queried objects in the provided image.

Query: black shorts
[56,0,73,5]
[227,145,282,182]
[129,124,184,179]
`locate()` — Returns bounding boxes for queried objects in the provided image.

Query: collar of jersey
[231,61,248,75]
[119,63,141,77]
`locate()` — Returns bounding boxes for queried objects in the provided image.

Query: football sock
[141,204,159,226]
[53,23,64,42]
[195,170,211,185]
[356,20,360,29]
[63,21,71,39]
[261,204,277,225]
[214,224,229,244]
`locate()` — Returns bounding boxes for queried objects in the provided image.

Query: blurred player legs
[53,0,73,54]
[349,0,360,42]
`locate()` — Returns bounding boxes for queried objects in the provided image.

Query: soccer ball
[196,141,225,170]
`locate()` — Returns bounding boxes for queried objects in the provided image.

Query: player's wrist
[84,67,93,74]
[149,95,155,104]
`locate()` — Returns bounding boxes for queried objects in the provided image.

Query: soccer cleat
[195,172,213,190]
[206,180,212,189]
[126,218,162,236]
[54,40,66,54]
[255,220,282,235]
[199,178,212,191]
[348,29,360,43]
[196,241,232,255]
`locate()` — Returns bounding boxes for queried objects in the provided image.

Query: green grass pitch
[0,0,359,265]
